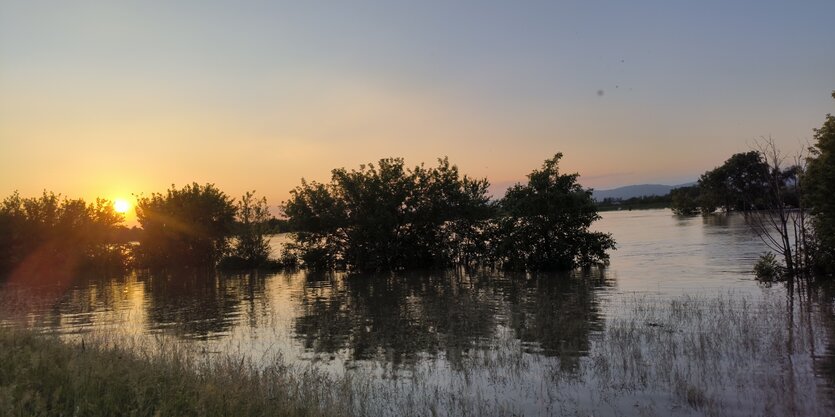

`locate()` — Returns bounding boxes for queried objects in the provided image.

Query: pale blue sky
[1,0,833,206]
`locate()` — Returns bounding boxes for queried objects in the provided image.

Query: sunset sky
[2,0,834,216]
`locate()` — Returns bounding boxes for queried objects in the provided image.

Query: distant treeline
[0,153,615,276]
[595,194,672,211]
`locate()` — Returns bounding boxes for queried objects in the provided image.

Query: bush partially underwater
[284,153,615,272]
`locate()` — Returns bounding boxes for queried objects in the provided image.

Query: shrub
[221,191,273,269]
[491,153,616,270]
[0,191,127,277]
[135,183,236,267]
[754,252,784,282]
[284,157,493,271]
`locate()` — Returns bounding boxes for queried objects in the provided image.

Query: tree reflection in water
[292,268,612,371]
[141,269,269,340]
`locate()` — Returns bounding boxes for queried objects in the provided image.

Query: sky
[1,0,834,217]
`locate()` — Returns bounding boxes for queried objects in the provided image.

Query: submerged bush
[135,183,236,267]
[284,154,615,272]
[0,191,128,277]
[284,157,493,271]
[491,153,615,270]
[754,252,784,282]
[220,191,275,269]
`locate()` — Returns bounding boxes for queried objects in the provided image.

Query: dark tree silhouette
[698,151,770,213]
[284,157,493,271]
[135,183,236,267]
[221,191,273,269]
[491,153,615,271]
[0,191,126,278]
[806,91,835,275]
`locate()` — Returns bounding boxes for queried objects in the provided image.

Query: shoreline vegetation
[595,194,672,212]
[1,291,832,416]
[0,153,616,277]
[0,327,341,417]
[3,120,834,280]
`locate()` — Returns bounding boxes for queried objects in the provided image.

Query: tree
[135,183,236,267]
[0,191,126,276]
[744,138,811,279]
[491,153,615,271]
[698,151,770,212]
[283,157,493,271]
[221,191,273,268]
[805,91,835,275]
[670,186,701,216]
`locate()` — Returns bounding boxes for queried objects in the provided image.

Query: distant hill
[592,183,695,201]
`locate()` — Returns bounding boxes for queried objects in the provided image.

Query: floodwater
[2,209,834,416]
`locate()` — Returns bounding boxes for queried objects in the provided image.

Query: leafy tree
[805,91,835,275]
[283,157,493,271]
[492,153,615,270]
[135,183,236,267]
[221,191,273,268]
[698,151,770,212]
[670,186,701,216]
[0,191,126,276]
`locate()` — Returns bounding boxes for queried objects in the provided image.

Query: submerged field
[1,210,834,416]
[2,293,832,416]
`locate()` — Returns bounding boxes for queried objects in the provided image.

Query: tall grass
[0,328,346,417]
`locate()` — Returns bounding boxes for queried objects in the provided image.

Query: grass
[0,328,343,417]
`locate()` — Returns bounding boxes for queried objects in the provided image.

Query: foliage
[596,194,672,212]
[0,191,127,276]
[135,183,236,267]
[744,139,816,279]
[753,252,784,283]
[220,191,273,269]
[283,158,494,271]
[670,186,701,216]
[805,91,835,275]
[698,151,770,212]
[0,328,340,417]
[265,217,293,233]
[491,153,615,270]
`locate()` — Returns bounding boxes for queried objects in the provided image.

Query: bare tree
[745,137,812,283]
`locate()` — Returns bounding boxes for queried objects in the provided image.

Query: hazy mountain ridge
[592,183,695,201]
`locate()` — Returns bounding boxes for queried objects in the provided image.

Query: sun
[113,199,130,214]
